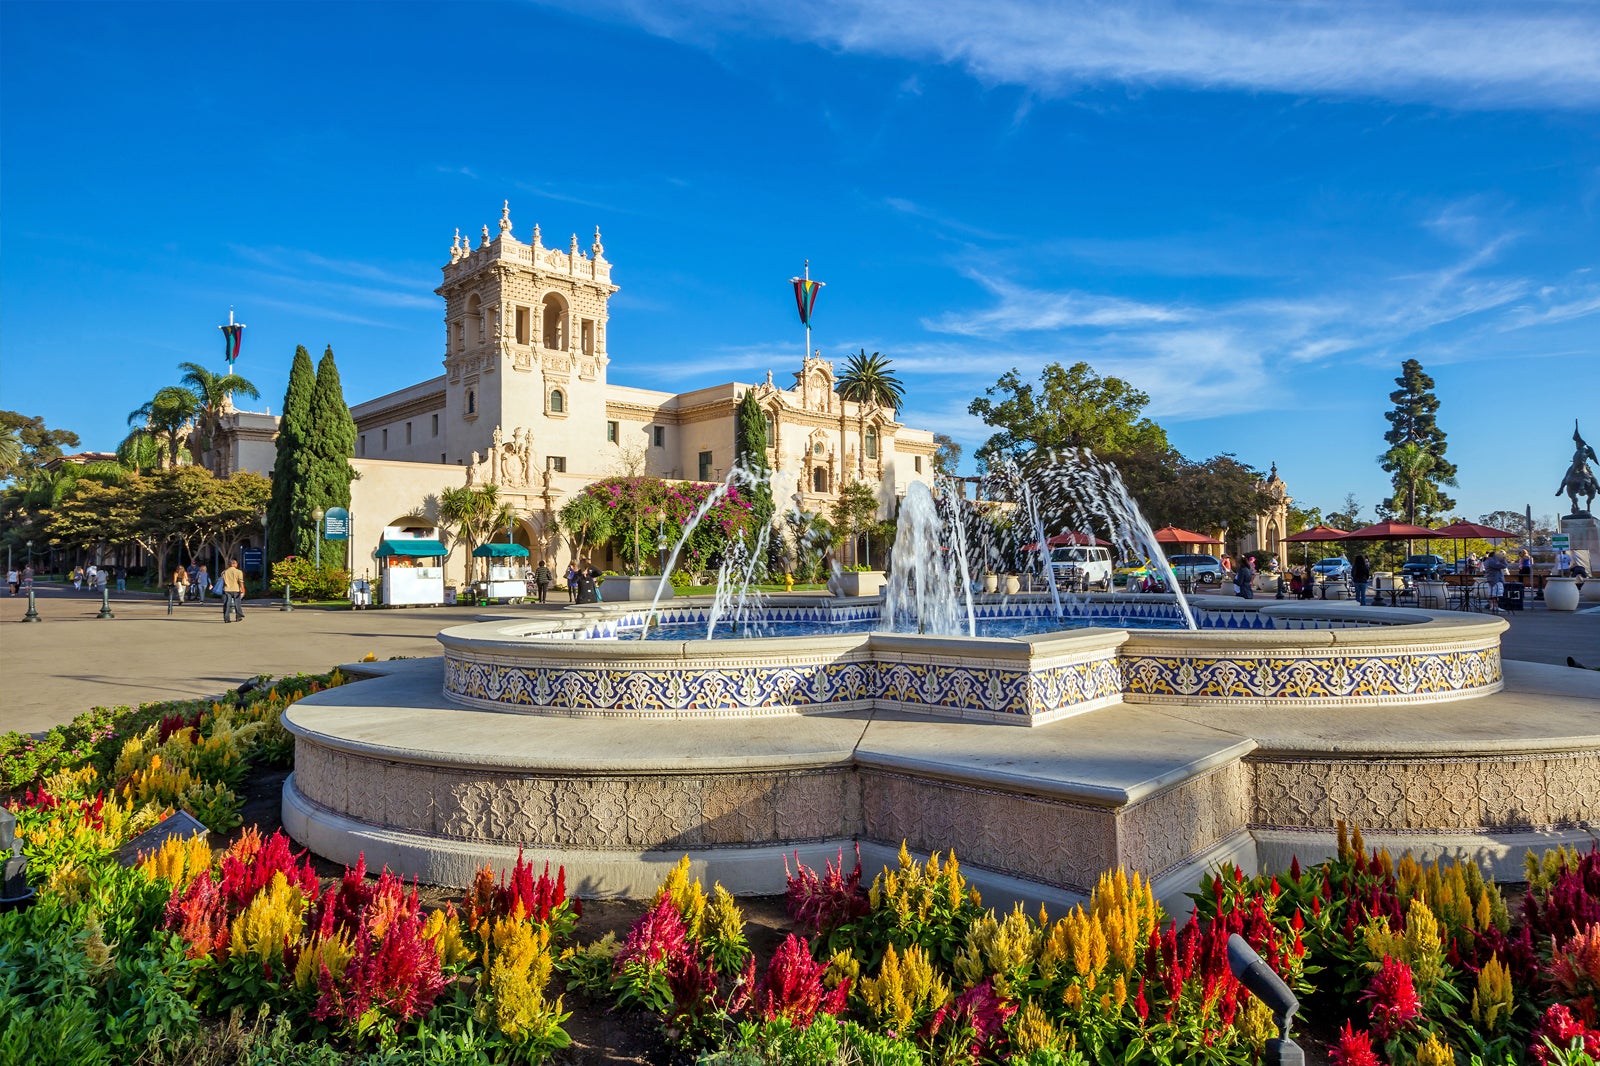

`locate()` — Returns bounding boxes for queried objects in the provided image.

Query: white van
[1049,545,1113,591]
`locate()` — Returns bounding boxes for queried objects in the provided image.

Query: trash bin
[1500,582,1524,611]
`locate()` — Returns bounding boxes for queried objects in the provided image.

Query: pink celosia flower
[1329,1021,1384,1066]
[1361,957,1422,1041]
[751,934,849,1025]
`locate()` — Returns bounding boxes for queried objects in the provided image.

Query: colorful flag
[791,276,824,327]
[221,323,243,365]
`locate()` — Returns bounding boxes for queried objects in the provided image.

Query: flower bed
[4,684,1599,1065]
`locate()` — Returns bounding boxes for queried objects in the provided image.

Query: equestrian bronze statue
[1557,421,1599,516]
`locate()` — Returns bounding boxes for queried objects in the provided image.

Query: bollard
[22,589,41,623]
[97,584,114,619]
[167,585,175,615]
[280,582,293,611]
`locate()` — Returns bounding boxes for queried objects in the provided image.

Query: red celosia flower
[784,846,869,936]
[1532,1004,1600,1065]
[1329,1021,1384,1066]
[216,829,319,910]
[313,905,446,1026]
[1361,957,1422,1041]
[751,934,849,1025]
[494,852,570,925]
[616,895,690,972]
[923,978,1016,1065]
[163,873,231,959]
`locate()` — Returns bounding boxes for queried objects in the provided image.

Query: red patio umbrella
[1281,525,1350,593]
[1151,525,1221,545]
[1022,532,1111,550]
[1340,520,1444,541]
[1429,521,1520,573]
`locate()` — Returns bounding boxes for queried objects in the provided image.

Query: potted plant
[835,564,886,597]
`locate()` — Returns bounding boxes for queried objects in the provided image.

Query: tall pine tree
[1379,359,1457,522]
[305,346,358,544]
[734,388,775,576]
[267,346,315,564]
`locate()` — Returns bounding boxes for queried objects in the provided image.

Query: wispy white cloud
[580,0,1600,110]
[925,271,1190,333]
[884,197,1012,241]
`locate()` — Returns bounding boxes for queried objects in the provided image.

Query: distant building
[215,202,937,579]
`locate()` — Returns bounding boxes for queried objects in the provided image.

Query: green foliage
[269,556,351,599]
[1380,359,1457,522]
[268,346,317,565]
[968,361,1170,463]
[703,1014,923,1066]
[179,361,260,467]
[0,410,80,481]
[734,389,775,562]
[305,346,359,517]
[932,432,962,478]
[437,484,514,583]
[831,481,880,568]
[1119,450,1280,536]
[835,350,906,411]
[577,476,757,576]
[127,385,200,471]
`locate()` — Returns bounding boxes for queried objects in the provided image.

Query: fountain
[279,449,1595,917]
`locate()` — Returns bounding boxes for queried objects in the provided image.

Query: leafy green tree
[178,361,259,471]
[1379,359,1456,521]
[932,433,962,478]
[301,347,359,547]
[125,386,198,470]
[1326,493,1363,531]
[438,484,514,583]
[968,362,1169,461]
[734,389,774,566]
[267,346,316,564]
[559,492,615,567]
[1114,451,1276,538]
[0,411,80,481]
[831,481,880,567]
[1286,503,1324,535]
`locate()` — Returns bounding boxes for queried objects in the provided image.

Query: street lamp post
[657,519,669,577]
[21,539,40,622]
[313,508,325,570]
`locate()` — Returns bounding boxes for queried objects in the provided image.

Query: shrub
[269,556,349,599]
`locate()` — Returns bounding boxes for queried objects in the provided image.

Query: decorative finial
[481,224,490,248]
[570,233,580,257]
[451,228,462,262]
[1270,461,1278,479]
[592,225,604,257]
[499,200,512,235]
[532,223,541,246]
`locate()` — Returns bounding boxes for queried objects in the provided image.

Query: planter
[1546,576,1581,611]
[983,573,998,594]
[1581,578,1600,604]
[1416,581,1448,610]
[1004,574,1021,595]
[835,570,886,597]
[598,575,674,603]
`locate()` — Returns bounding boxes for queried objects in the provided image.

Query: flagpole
[804,260,811,361]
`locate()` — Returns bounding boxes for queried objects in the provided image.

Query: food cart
[375,536,448,606]
[472,542,530,604]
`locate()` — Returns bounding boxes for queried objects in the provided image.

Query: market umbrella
[1282,525,1350,582]
[1339,521,1445,591]
[1022,532,1112,550]
[1151,525,1221,545]
[1429,520,1519,573]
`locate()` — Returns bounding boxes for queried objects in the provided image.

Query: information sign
[324,507,350,541]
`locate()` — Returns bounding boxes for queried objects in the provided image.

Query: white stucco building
[221,202,938,583]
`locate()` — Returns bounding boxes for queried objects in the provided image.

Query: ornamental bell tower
[434,201,618,461]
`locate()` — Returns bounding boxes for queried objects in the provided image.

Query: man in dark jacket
[1352,554,1371,606]
[1236,557,1256,600]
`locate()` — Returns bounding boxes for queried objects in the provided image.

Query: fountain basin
[438,596,1503,724]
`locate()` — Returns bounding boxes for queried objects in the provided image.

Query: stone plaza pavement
[1,584,1596,737]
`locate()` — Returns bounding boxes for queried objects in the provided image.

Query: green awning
[473,543,530,558]
[375,538,448,558]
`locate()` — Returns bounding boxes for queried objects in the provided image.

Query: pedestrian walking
[114,565,126,592]
[221,558,246,622]
[22,565,34,591]
[6,568,16,595]
[172,565,189,606]
[72,566,84,590]
[534,559,553,604]
[197,564,210,601]
[565,561,579,603]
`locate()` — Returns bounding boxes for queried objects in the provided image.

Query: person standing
[1518,549,1533,584]
[221,558,246,622]
[1556,548,1571,575]
[171,565,189,606]
[565,561,579,603]
[5,568,15,596]
[575,559,601,604]
[1352,554,1372,606]
[533,559,553,604]
[22,564,34,592]
[115,565,126,592]
[196,563,210,601]
[1237,556,1257,600]
[1483,550,1509,611]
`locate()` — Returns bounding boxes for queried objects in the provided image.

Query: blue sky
[2,1,1596,523]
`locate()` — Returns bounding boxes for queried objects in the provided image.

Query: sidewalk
[0,586,567,736]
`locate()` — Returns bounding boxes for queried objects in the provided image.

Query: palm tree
[1385,441,1435,524]
[438,485,515,583]
[835,349,905,484]
[178,361,259,472]
[127,386,199,470]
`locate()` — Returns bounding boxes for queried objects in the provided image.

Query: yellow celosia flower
[293,931,354,989]
[1415,1031,1455,1066]
[1011,1000,1060,1056]
[1234,994,1274,1052]
[859,943,949,1030]
[653,856,706,940]
[1403,899,1446,991]
[137,832,212,887]
[229,871,307,962]
[478,915,568,1042]
[423,907,472,968]
[1471,954,1513,1033]
[825,949,859,990]
[953,904,1041,994]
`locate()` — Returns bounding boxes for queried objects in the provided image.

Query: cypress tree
[305,346,358,525]
[1379,359,1456,520]
[734,388,774,537]
[267,346,315,564]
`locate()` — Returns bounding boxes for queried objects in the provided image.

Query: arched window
[550,389,565,414]
[467,389,476,415]
[541,293,568,350]
[813,467,828,493]
[865,428,878,459]
[765,420,776,447]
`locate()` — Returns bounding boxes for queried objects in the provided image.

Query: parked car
[1167,554,1225,585]
[1114,559,1154,587]
[1400,554,1449,581]
[1049,545,1113,591]
[1312,557,1352,580]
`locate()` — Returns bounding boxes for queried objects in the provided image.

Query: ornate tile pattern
[1121,645,1501,704]
[1250,751,1600,833]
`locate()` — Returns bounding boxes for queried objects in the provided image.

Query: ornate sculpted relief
[467,425,537,490]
